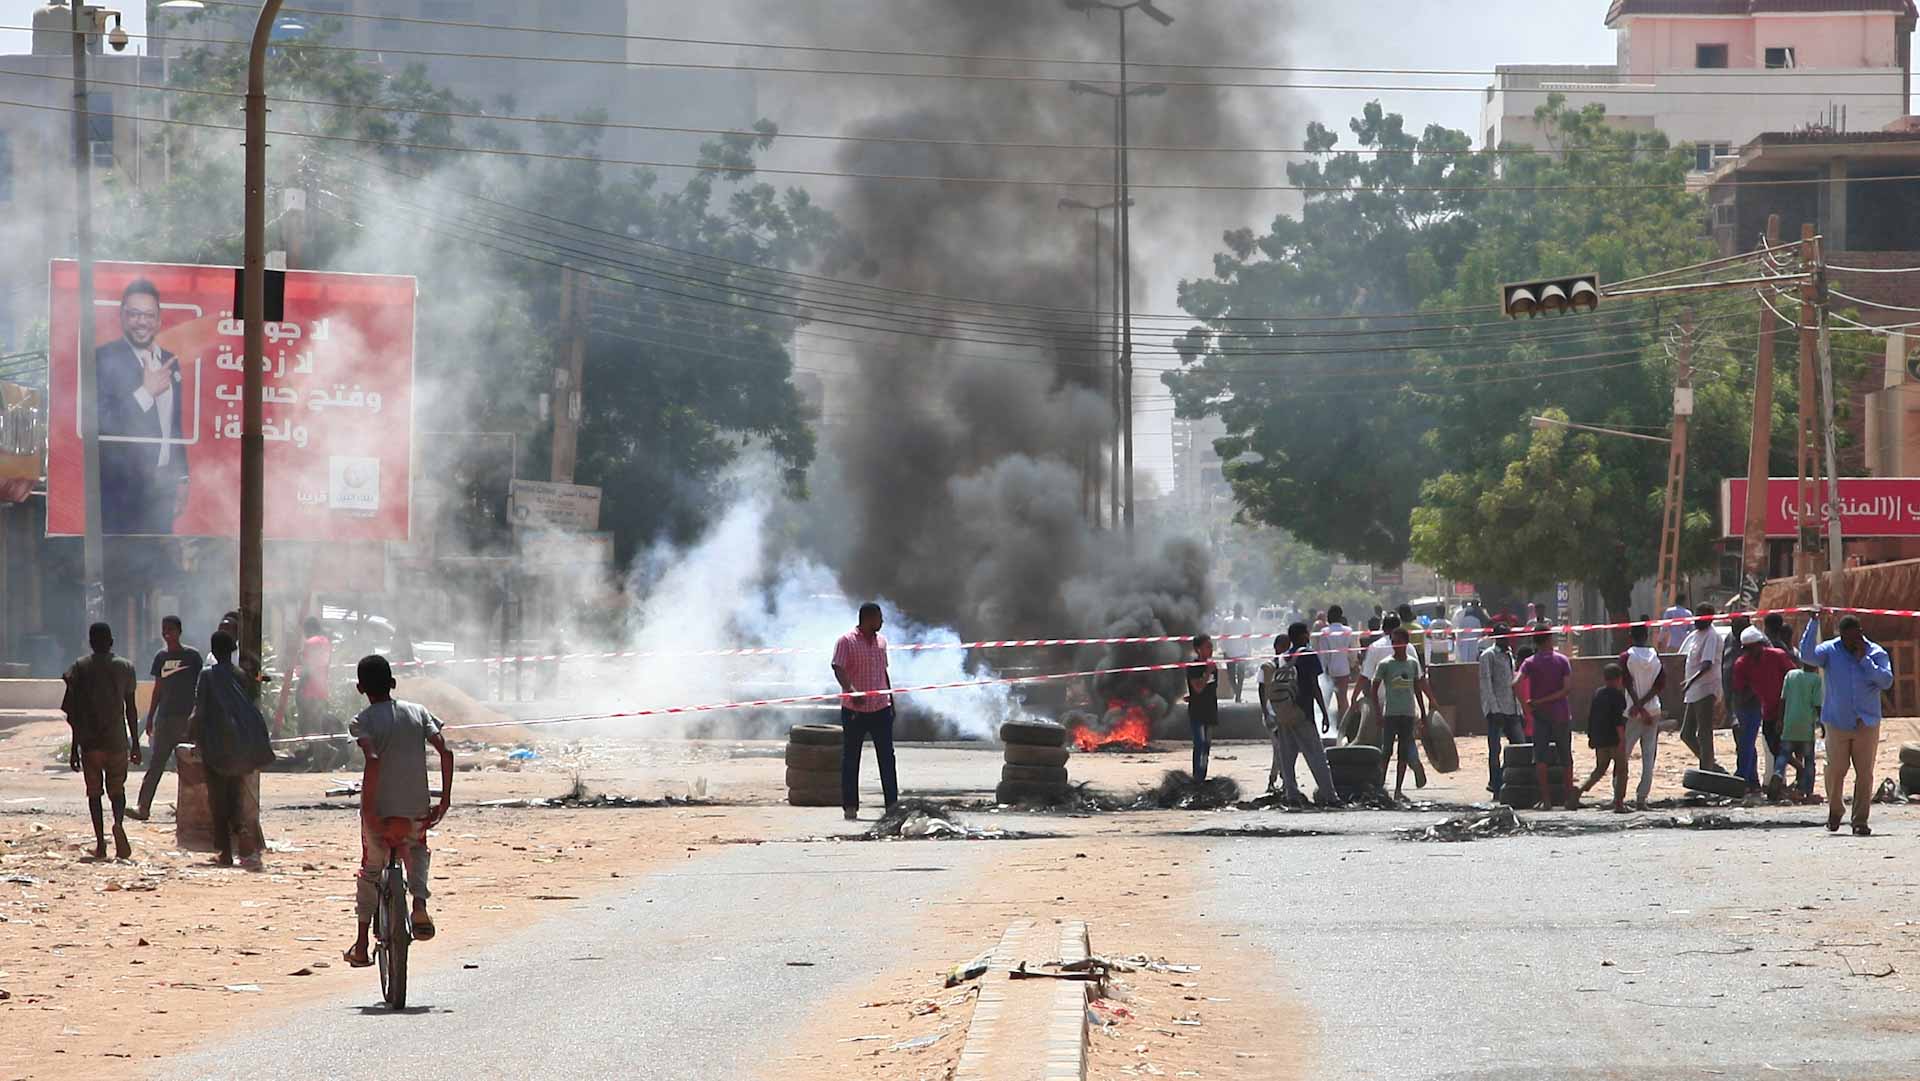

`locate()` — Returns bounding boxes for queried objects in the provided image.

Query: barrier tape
[320,605,1914,674]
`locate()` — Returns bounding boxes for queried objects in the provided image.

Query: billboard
[1720,477,1920,539]
[47,260,415,540]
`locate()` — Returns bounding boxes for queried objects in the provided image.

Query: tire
[1504,743,1535,769]
[996,779,1071,805]
[789,724,843,747]
[1001,764,1069,785]
[1901,743,1920,769]
[1423,713,1459,774]
[377,864,409,1009]
[1001,720,1069,747]
[1338,703,1362,745]
[1325,745,1384,769]
[1499,785,1539,810]
[1355,703,1380,748]
[1900,765,1920,794]
[787,788,841,807]
[1682,767,1749,799]
[1003,743,1071,768]
[785,742,841,771]
[785,766,841,790]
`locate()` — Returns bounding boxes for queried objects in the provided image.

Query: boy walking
[130,615,202,821]
[1369,629,1431,800]
[1262,624,1337,805]
[344,655,454,968]
[1772,658,1821,803]
[61,623,141,860]
[1577,664,1630,813]
[1619,623,1665,810]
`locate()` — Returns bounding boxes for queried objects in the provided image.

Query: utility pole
[71,0,106,622]
[1740,215,1781,594]
[241,0,286,677]
[551,268,587,484]
[1060,197,1129,528]
[1811,235,1845,578]
[1795,222,1821,575]
[1655,309,1695,615]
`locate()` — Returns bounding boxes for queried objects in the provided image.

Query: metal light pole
[1065,0,1171,534]
[1060,196,1131,530]
[70,0,107,623]
[241,0,285,674]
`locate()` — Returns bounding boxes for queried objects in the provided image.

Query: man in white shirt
[95,278,190,535]
[1677,604,1724,770]
[1318,604,1356,721]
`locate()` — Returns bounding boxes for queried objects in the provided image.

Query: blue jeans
[1774,738,1817,796]
[1485,712,1526,793]
[1734,703,1764,785]
[1190,716,1212,781]
[840,706,899,811]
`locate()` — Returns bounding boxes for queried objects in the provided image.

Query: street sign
[1451,581,1477,598]
[1720,477,1920,538]
[509,479,601,531]
[519,529,613,568]
[1555,581,1571,617]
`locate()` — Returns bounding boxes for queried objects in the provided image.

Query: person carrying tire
[1185,634,1221,782]
[1517,625,1576,810]
[1477,622,1525,796]
[832,603,899,822]
[1800,615,1895,836]
[1368,628,1430,801]
[1262,624,1337,806]
[1730,626,1794,791]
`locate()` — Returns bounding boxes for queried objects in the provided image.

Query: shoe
[1852,822,1872,837]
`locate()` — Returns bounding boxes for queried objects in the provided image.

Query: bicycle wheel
[378,864,411,1008]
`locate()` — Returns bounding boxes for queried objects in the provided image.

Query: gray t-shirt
[349,699,443,819]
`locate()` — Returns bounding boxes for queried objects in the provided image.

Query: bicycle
[371,817,416,1009]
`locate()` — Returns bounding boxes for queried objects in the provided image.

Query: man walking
[1619,623,1665,810]
[1262,623,1337,805]
[1478,622,1525,796]
[1319,605,1356,724]
[129,615,202,821]
[62,623,141,859]
[1801,616,1895,835]
[1519,626,1577,809]
[832,603,899,821]
[1678,605,1724,769]
[1369,628,1431,800]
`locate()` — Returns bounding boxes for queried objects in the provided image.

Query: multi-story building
[1482,1,1916,169]
[1169,414,1230,516]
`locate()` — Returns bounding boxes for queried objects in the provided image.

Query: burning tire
[1001,764,1069,785]
[1503,743,1535,769]
[789,724,844,747]
[1682,767,1748,799]
[995,779,1073,806]
[785,743,841,771]
[1900,742,1920,769]
[1001,720,1069,747]
[1421,712,1459,774]
[1003,743,1070,768]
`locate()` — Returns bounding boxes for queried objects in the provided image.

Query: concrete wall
[1420,653,1687,737]
[0,677,154,712]
[1621,13,1899,73]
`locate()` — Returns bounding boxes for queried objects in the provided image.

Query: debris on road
[945,949,993,988]
[867,800,1019,841]
[1405,806,1533,842]
[1142,771,1241,810]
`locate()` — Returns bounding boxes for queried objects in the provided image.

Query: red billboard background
[1721,477,1920,538]
[47,260,414,540]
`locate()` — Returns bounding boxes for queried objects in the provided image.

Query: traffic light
[1502,274,1600,319]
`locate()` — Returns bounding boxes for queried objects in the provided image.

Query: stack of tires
[1681,766,1747,801]
[1497,743,1566,810]
[785,724,843,807]
[1325,744,1384,801]
[998,721,1072,804]
[1902,743,1920,795]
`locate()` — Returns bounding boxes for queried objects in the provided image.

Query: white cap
[1740,627,1767,646]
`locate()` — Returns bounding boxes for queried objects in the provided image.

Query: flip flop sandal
[413,917,436,941]
[343,947,374,969]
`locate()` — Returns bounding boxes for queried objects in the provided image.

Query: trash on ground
[945,950,992,988]
[889,1032,945,1052]
[869,800,1014,841]
[1406,806,1534,842]
[1142,771,1241,810]
[507,748,540,761]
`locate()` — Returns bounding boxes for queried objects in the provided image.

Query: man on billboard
[96,278,189,534]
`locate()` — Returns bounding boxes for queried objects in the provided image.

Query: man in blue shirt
[1801,615,1896,835]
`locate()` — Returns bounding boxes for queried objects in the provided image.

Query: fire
[1073,698,1152,752]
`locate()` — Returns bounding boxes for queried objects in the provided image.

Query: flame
[1073,698,1152,752]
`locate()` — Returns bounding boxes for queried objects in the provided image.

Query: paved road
[159,839,994,1081]
[1203,811,1920,1080]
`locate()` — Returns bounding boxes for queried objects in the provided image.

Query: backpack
[1262,653,1301,715]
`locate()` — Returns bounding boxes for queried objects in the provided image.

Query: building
[1168,414,1230,515]
[1482,1,1916,169]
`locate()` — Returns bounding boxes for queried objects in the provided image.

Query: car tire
[784,743,841,771]
[787,787,841,807]
[1900,765,1920,794]
[1682,767,1748,799]
[1423,712,1460,774]
[1004,743,1071,768]
[1900,742,1920,769]
[1326,745,1384,769]
[1001,720,1069,747]
[788,724,844,747]
[996,779,1071,805]
[1499,785,1539,810]
[1504,743,1535,769]
[786,767,841,791]
[1001,764,1069,785]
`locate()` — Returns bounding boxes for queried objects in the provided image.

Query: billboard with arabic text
[46,260,414,540]
[1720,478,1920,539]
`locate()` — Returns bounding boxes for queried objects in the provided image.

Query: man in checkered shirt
[832,602,899,820]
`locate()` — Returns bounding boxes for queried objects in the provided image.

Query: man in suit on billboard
[96,278,188,534]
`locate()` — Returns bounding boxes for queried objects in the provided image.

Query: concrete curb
[954,918,1091,1081]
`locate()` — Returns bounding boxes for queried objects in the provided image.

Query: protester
[1801,616,1895,835]
[129,615,202,821]
[832,603,900,821]
[187,631,276,867]
[1185,634,1221,782]
[1369,628,1430,800]
[1477,622,1525,796]
[1577,664,1630,813]
[1426,609,1454,665]
[1454,602,1485,666]
[343,654,453,968]
[217,610,270,701]
[1397,603,1425,656]
[1660,596,1693,653]
[1518,626,1576,809]
[1678,605,1724,769]
[1319,605,1356,722]
[296,616,335,737]
[1261,624,1337,805]
[1513,639,1537,739]
[61,623,140,860]
[1223,604,1253,703]
[1360,615,1383,650]
[1619,622,1666,810]
[1730,627,1794,790]
[1357,612,1402,707]
[1772,657,1822,803]
[1763,612,1798,659]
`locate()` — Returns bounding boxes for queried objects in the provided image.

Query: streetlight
[1063,0,1174,535]
[241,0,287,687]
[1059,196,1131,529]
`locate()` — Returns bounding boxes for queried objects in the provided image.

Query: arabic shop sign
[1720,478,1920,539]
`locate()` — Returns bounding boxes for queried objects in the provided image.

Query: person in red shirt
[1730,627,1794,791]
[296,617,334,737]
[831,603,898,821]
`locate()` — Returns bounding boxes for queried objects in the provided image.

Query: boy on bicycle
[344,655,453,968]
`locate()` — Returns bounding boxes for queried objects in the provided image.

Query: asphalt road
[157,839,994,1081]
[1202,809,1920,1080]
